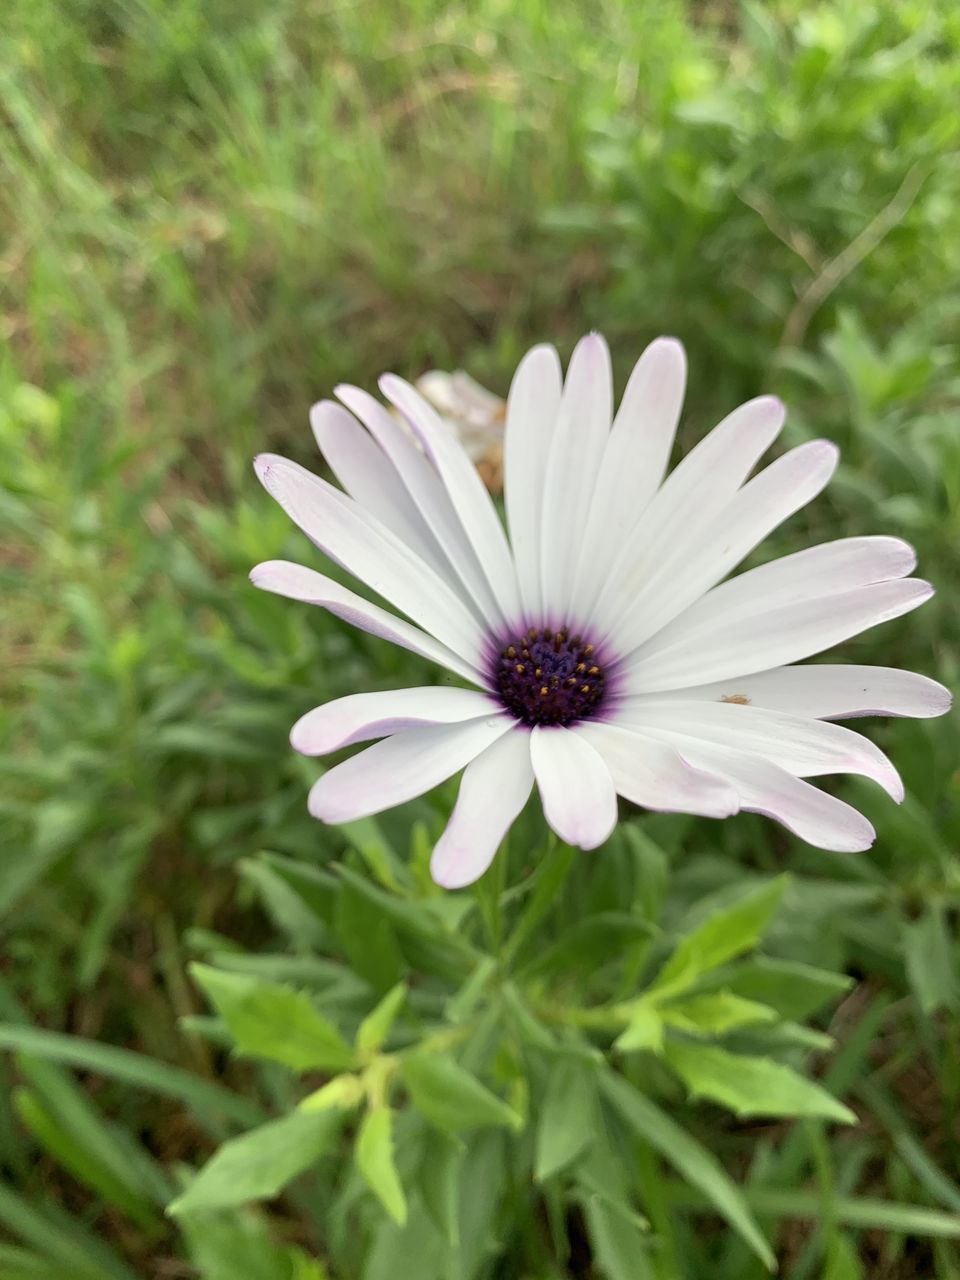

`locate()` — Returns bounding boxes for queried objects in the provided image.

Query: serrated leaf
[400,1053,522,1136]
[599,1070,775,1271]
[649,878,787,998]
[535,1059,597,1181]
[614,1003,664,1054]
[355,1109,407,1225]
[356,983,407,1057]
[190,965,356,1073]
[661,991,777,1035]
[663,1040,855,1123]
[168,1109,343,1215]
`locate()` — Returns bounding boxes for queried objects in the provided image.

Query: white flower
[414,369,505,466]
[251,335,949,889]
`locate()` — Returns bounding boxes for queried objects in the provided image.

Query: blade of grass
[0,1026,264,1132]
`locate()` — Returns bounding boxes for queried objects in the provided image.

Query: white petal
[614,700,903,800]
[379,374,522,621]
[577,721,739,818]
[503,344,563,619]
[616,440,840,651]
[308,400,453,582]
[530,725,618,850]
[626,578,933,694]
[254,454,484,665]
[573,337,686,604]
[644,737,876,853]
[249,560,481,684]
[650,664,952,721]
[308,716,512,823]
[291,687,499,755]
[334,384,504,623]
[592,395,785,631]
[430,728,534,889]
[627,530,910,665]
[540,334,613,619]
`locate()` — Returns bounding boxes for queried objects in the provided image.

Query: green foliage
[400,1052,524,1137]
[355,1109,407,1226]
[1,0,959,1276]
[190,964,358,1072]
[168,1109,345,1215]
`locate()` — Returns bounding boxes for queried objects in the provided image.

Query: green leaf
[0,1182,138,1280]
[13,1087,158,1229]
[190,964,356,1073]
[0,1024,263,1133]
[168,1109,344,1215]
[663,1040,856,1123]
[903,904,959,1015]
[665,1181,960,1239]
[356,983,407,1057]
[503,840,576,964]
[16,1052,168,1208]
[522,912,655,980]
[823,1230,864,1280]
[535,1059,597,1181]
[614,1003,664,1054]
[599,1070,775,1271]
[660,991,777,1035]
[575,1135,653,1280]
[418,1130,462,1245]
[355,1108,407,1225]
[714,956,853,1021]
[335,879,405,992]
[400,1053,522,1136]
[179,1201,322,1280]
[649,878,787,998]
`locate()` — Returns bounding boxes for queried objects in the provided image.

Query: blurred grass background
[1,0,959,1276]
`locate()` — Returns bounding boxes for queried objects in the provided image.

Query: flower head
[252,335,950,888]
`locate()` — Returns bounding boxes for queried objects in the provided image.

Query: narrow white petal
[430,729,534,889]
[574,337,686,603]
[615,440,841,651]
[642,736,877,853]
[308,716,512,823]
[503,344,563,618]
[309,399,457,580]
[577,721,739,818]
[249,561,481,684]
[615,700,903,800]
[291,687,498,755]
[626,578,933,694]
[254,454,484,665]
[530,725,618,850]
[592,395,785,630]
[379,374,522,621]
[540,334,613,619]
[650,664,952,721]
[334,384,504,623]
[632,535,916,665]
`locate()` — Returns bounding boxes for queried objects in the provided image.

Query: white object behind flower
[252,334,950,889]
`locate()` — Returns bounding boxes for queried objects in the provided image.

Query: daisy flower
[251,335,949,889]
[415,368,505,464]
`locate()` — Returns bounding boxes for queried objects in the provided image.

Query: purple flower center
[492,627,606,727]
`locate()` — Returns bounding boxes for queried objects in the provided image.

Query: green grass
[1,0,959,1276]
